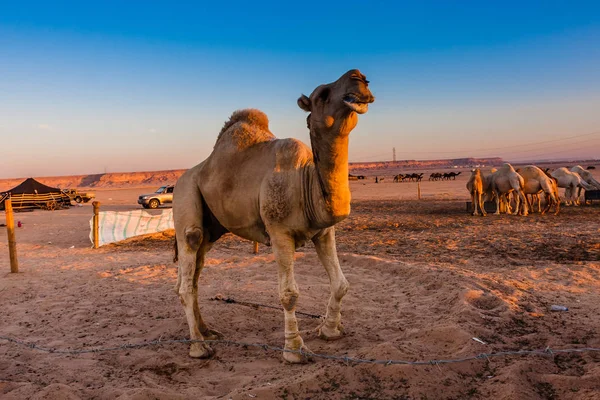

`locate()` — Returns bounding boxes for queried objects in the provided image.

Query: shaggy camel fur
[551,167,595,206]
[466,169,486,216]
[489,163,528,215]
[172,70,374,363]
[519,165,560,215]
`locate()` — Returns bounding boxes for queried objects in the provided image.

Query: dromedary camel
[489,163,528,215]
[519,165,560,215]
[172,70,374,363]
[571,165,600,200]
[571,165,600,189]
[466,169,486,216]
[551,167,595,206]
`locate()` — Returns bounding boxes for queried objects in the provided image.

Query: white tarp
[90,209,174,247]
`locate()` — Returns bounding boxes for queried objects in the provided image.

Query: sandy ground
[1,175,600,399]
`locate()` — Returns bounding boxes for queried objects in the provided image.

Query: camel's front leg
[272,234,312,364]
[313,227,349,340]
[574,186,582,206]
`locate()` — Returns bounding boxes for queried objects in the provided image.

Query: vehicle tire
[75,196,82,203]
[148,199,160,209]
[142,204,150,209]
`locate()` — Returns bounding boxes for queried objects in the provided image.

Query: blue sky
[1,1,599,178]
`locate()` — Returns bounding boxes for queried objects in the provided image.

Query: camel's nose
[363,88,375,103]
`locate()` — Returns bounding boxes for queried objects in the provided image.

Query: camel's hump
[215,109,275,150]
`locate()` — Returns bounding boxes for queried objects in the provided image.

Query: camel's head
[297,69,374,136]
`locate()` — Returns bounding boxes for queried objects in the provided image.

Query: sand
[1,174,600,399]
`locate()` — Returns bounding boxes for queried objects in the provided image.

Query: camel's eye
[318,87,330,102]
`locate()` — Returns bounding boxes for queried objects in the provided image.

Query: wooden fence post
[253,241,259,254]
[93,201,101,249]
[5,198,19,273]
[417,182,421,200]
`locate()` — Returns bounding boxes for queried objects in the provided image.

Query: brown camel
[466,169,486,216]
[172,70,374,363]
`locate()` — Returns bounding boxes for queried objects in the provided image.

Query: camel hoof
[318,324,345,341]
[481,212,487,217]
[202,329,224,341]
[189,342,214,359]
[283,345,314,364]
[472,212,478,216]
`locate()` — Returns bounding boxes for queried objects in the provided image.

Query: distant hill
[2,157,597,191]
[0,169,186,192]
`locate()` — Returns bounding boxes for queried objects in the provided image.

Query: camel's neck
[308,129,351,227]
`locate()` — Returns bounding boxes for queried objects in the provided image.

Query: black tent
[0,178,71,210]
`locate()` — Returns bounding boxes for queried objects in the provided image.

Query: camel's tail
[173,234,178,263]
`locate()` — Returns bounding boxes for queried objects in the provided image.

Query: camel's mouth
[343,94,371,114]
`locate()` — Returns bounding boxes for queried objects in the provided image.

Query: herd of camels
[170,70,599,363]
[467,163,600,216]
[391,172,462,182]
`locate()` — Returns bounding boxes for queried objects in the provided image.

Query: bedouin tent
[0,178,71,210]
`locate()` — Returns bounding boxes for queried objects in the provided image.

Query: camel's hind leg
[271,232,312,364]
[176,228,216,358]
[564,187,573,206]
[313,227,349,340]
[518,190,529,216]
[476,191,486,216]
[494,191,501,215]
[471,191,479,216]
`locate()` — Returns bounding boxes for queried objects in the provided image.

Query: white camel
[489,163,528,215]
[571,165,600,202]
[519,165,560,215]
[551,167,595,206]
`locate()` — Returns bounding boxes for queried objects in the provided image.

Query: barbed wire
[209,295,322,319]
[2,335,599,366]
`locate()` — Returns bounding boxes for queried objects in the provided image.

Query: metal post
[417,182,421,200]
[5,198,19,273]
[93,201,100,249]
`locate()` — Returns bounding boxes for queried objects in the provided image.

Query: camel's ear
[297,94,311,112]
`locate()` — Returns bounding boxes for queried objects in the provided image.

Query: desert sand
[1,172,600,399]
